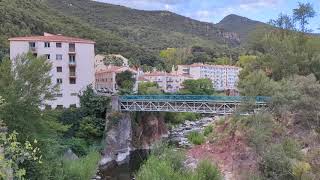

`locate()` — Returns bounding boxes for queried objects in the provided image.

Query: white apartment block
[95,65,137,93]
[177,63,241,91]
[141,71,191,93]
[9,33,95,108]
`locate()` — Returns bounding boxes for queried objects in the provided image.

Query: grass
[62,150,100,180]
[203,125,213,136]
[188,131,205,145]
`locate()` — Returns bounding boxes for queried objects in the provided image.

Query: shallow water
[100,149,150,180]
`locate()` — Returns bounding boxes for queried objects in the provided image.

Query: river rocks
[169,117,216,148]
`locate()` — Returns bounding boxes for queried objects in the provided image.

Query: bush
[193,160,222,180]
[62,151,100,180]
[188,131,205,145]
[136,144,187,180]
[64,138,90,156]
[203,125,213,136]
[165,112,200,124]
[260,144,294,180]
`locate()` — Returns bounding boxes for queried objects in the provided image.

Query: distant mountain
[0,0,271,65]
[46,0,242,49]
[217,14,269,42]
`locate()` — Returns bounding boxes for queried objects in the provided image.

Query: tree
[115,70,136,94]
[0,54,56,137]
[138,82,162,95]
[269,13,295,31]
[180,79,215,95]
[293,2,316,32]
[238,70,278,96]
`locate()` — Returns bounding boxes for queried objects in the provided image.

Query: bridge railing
[119,95,271,103]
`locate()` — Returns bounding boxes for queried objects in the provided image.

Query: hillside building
[177,63,241,91]
[9,33,95,108]
[95,65,137,93]
[140,71,191,93]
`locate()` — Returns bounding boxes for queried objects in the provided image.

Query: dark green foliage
[0,54,55,137]
[187,131,205,145]
[180,79,215,95]
[138,82,162,95]
[46,0,241,50]
[79,86,110,118]
[115,70,136,94]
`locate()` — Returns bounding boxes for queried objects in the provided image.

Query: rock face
[132,112,168,149]
[100,112,132,169]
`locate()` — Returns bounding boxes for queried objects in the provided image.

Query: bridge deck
[118,95,270,114]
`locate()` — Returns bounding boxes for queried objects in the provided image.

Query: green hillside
[0,0,159,64]
[46,0,241,49]
[217,14,269,42]
[0,0,267,67]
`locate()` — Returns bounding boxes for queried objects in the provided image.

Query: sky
[95,0,320,33]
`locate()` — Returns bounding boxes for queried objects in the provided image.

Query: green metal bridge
[117,95,270,115]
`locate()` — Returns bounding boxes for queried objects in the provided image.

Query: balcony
[69,61,76,66]
[69,71,76,77]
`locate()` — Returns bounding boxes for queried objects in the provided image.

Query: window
[69,43,75,52]
[44,42,50,48]
[69,78,76,84]
[69,55,76,64]
[29,42,36,51]
[56,105,63,109]
[45,54,50,60]
[56,54,62,60]
[57,67,62,72]
[56,42,62,48]
[57,78,63,84]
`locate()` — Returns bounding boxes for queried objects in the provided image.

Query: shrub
[64,138,89,156]
[193,160,222,180]
[260,144,294,180]
[62,151,100,180]
[136,144,187,180]
[188,131,205,145]
[203,125,213,136]
[281,138,302,160]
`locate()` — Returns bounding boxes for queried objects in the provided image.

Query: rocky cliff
[100,112,168,169]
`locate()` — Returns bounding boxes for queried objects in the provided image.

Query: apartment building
[9,33,95,108]
[95,65,137,93]
[177,63,241,91]
[141,71,191,93]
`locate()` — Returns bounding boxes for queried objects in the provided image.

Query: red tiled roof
[9,33,95,44]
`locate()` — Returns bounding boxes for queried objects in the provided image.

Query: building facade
[95,65,137,93]
[141,71,191,93]
[9,33,95,108]
[177,63,241,91]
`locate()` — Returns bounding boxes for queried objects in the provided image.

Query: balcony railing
[69,71,76,77]
[69,61,76,66]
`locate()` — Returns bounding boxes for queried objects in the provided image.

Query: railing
[119,95,271,103]
[69,71,76,77]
